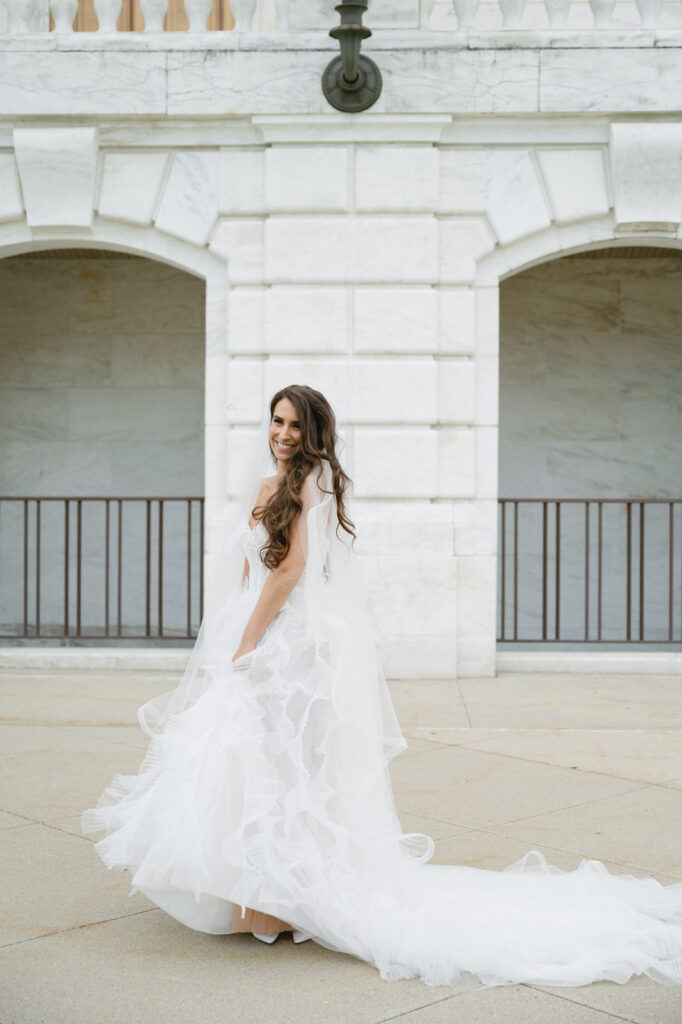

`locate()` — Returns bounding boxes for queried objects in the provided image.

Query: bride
[82,384,682,991]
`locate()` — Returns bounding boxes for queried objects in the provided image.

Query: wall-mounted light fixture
[322,0,382,114]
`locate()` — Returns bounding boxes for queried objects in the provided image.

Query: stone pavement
[1,667,681,1024]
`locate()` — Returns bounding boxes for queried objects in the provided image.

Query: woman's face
[269,397,302,465]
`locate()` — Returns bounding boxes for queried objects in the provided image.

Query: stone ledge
[0,647,192,670]
[497,650,682,674]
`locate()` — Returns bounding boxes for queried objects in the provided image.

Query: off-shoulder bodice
[240,519,270,594]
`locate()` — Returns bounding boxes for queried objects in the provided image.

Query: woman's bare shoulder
[255,474,279,503]
[260,474,279,491]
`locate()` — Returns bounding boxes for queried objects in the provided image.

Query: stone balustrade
[1,0,680,35]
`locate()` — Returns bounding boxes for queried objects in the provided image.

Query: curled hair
[253,384,355,570]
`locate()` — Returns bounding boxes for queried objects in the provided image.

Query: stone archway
[471,224,682,672]
[0,219,231,638]
[498,243,682,649]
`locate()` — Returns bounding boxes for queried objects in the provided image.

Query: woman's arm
[232,518,306,662]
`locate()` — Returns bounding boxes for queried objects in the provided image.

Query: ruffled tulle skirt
[82,592,682,991]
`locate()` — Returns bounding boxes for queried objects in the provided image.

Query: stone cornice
[0,29,681,51]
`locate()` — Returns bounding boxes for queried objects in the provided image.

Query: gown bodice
[240,519,270,595]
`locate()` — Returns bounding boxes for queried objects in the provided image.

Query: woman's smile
[269,397,302,464]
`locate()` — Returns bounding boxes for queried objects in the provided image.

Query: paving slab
[385,679,471,732]
[52,722,152,749]
[457,673,682,731]
[408,726,682,785]
[530,974,682,1024]
[0,724,144,821]
[389,743,644,830]
[0,821,151,946]
[0,910,467,1024]
[401,735,449,756]
[0,809,34,831]
[430,827,681,885]
[496,784,682,878]
[398,812,472,843]
[1,667,680,1024]
[0,668,180,725]
[383,983,638,1023]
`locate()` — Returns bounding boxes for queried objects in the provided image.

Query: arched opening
[0,248,206,645]
[497,244,682,650]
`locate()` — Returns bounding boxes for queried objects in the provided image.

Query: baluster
[589,0,616,25]
[7,0,35,32]
[420,0,437,27]
[544,0,571,26]
[185,0,211,29]
[50,0,78,30]
[252,0,283,28]
[93,0,122,30]
[451,0,479,28]
[274,0,287,29]
[140,0,166,30]
[635,0,661,25]
[231,0,257,29]
[499,0,527,26]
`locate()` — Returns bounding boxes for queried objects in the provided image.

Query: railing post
[64,500,70,637]
[23,501,28,637]
[584,502,590,641]
[105,500,110,638]
[542,500,548,640]
[555,502,561,640]
[668,502,674,642]
[35,499,41,636]
[158,499,164,637]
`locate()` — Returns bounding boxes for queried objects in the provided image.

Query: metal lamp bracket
[322,1,382,114]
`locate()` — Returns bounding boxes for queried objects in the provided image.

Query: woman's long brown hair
[253,385,355,570]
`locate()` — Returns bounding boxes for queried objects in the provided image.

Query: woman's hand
[232,640,256,664]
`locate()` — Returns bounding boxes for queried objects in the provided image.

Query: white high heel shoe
[253,929,311,944]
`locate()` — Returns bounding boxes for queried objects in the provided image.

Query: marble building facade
[0,0,681,675]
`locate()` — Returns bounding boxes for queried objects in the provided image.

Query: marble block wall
[0,251,205,636]
[2,106,682,669]
[0,252,205,496]
[499,251,682,644]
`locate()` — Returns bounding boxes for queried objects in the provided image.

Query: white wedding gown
[82,513,682,991]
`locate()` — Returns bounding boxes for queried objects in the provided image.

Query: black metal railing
[0,497,204,642]
[498,498,682,644]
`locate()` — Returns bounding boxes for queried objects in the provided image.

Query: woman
[83,384,682,990]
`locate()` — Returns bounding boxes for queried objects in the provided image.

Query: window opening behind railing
[498,498,682,644]
[0,497,204,642]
